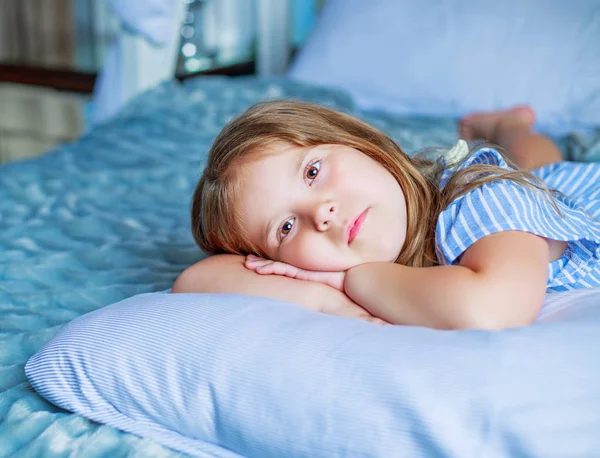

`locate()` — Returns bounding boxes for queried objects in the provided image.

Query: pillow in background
[289,0,600,133]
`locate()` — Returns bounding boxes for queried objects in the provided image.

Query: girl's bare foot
[458,105,562,170]
[459,106,535,143]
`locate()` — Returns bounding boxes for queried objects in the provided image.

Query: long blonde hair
[191,100,554,267]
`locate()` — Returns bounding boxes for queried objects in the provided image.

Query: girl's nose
[313,200,337,231]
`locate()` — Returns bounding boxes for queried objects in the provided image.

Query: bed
[1,73,599,457]
[4,0,600,456]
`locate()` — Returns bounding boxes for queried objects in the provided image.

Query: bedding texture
[1,75,599,456]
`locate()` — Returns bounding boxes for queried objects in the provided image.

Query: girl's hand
[245,254,345,291]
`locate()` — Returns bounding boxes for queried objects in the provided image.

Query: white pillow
[289,0,600,133]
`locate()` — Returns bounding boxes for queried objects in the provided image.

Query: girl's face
[237,143,407,271]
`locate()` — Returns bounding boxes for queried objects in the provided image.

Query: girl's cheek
[284,236,326,270]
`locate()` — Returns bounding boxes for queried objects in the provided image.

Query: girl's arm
[172,254,324,307]
[344,231,550,330]
[172,254,387,324]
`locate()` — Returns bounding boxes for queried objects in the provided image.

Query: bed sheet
[1,76,599,457]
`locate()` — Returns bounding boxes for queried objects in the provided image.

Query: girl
[172,101,600,330]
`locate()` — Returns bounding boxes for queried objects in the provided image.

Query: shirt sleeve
[435,148,598,266]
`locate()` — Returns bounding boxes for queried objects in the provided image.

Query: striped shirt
[435,147,600,292]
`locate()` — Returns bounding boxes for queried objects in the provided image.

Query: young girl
[172,101,600,330]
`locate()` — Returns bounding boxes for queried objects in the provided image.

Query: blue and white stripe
[436,147,600,292]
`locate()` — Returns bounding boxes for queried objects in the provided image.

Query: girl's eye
[279,217,295,241]
[305,160,321,185]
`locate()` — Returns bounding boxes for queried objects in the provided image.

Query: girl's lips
[347,209,368,244]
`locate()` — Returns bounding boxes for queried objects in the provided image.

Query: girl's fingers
[245,255,271,271]
[246,257,337,287]
[255,264,274,274]
[257,262,295,277]
[247,260,270,268]
[271,262,295,276]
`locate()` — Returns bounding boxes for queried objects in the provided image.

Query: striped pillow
[25,289,600,457]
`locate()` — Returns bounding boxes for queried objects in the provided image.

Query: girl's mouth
[347,209,368,244]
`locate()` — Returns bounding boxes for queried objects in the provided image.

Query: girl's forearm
[172,254,326,310]
[344,262,508,330]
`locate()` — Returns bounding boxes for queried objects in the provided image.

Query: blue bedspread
[1,76,599,457]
